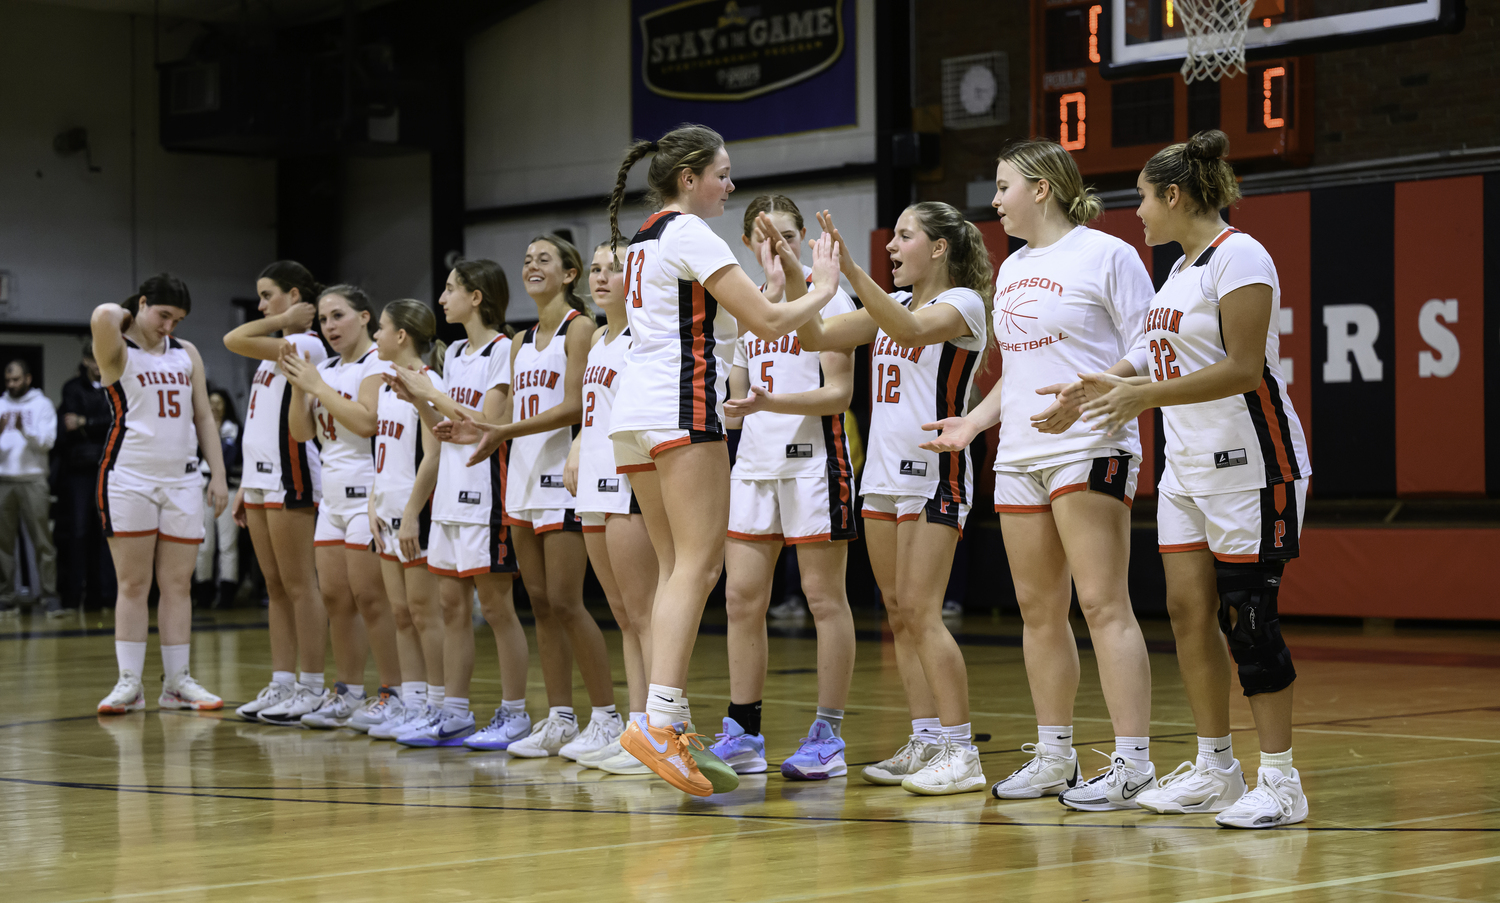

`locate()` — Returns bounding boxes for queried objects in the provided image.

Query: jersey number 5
[875,363,901,404]
[760,361,775,394]
[156,389,182,418]
[1150,338,1182,381]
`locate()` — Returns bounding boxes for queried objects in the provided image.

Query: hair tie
[648,140,660,152]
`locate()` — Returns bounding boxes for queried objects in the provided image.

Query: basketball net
[1177,0,1256,83]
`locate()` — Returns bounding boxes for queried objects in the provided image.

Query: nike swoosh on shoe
[1122,781,1150,798]
[438,726,469,739]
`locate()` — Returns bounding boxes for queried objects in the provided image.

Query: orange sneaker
[620,716,713,797]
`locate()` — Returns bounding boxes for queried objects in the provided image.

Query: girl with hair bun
[92,274,227,714]
[923,139,1158,809]
[225,261,331,724]
[279,284,403,730]
[796,201,993,796]
[1062,130,1311,828]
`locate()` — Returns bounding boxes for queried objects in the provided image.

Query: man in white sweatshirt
[0,360,59,616]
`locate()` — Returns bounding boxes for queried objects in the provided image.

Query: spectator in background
[0,359,60,616]
[194,387,242,608]
[57,343,118,613]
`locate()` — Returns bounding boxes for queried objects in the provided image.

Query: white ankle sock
[443,696,469,716]
[912,717,942,742]
[549,706,576,722]
[1038,724,1073,757]
[347,685,366,701]
[116,641,147,678]
[942,722,975,750]
[592,704,617,721]
[272,670,295,687]
[300,672,325,692]
[501,697,525,715]
[403,682,427,708]
[1116,736,1151,771]
[160,643,190,681]
[1198,734,1234,771]
[1260,747,1294,778]
[646,684,688,728]
[427,686,445,708]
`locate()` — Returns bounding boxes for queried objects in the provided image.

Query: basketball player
[225,262,329,724]
[93,275,227,713]
[712,194,858,780]
[1065,130,1311,828]
[385,260,531,749]
[921,140,1158,808]
[568,243,657,776]
[365,300,448,741]
[601,124,842,797]
[796,203,992,795]
[281,286,402,730]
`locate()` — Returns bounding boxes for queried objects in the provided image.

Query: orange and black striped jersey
[862,289,988,506]
[100,336,200,485]
[1132,227,1310,495]
[610,211,741,437]
[241,331,325,502]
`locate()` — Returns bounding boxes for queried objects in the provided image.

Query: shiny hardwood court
[3,606,1499,902]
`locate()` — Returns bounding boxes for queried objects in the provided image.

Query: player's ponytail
[125,273,192,317]
[998,139,1102,226]
[530,232,594,320]
[383,298,445,377]
[1143,129,1241,214]
[608,124,726,254]
[907,201,996,369]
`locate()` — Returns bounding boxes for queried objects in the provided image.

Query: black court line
[1,776,1495,833]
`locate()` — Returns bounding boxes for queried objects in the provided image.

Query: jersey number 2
[584,391,596,427]
[156,389,182,418]
[876,363,901,404]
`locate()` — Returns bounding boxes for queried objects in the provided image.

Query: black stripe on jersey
[478,337,502,357]
[277,387,316,509]
[1242,363,1305,485]
[168,336,183,350]
[1258,482,1301,561]
[932,344,978,510]
[631,211,682,244]
[487,448,518,573]
[96,383,128,535]
[1190,228,1241,267]
[521,324,537,346]
[676,279,722,433]
[820,412,858,540]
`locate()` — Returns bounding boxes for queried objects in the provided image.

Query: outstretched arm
[224,303,317,361]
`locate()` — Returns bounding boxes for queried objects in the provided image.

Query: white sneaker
[595,743,652,775]
[1137,759,1248,814]
[506,713,580,758]
[990,743,1080,799]
[258,683,330,726]
[1215,766,1308,828]
[576,736,625,769]
[901,736,987,795]
[98,672,145,714]
[464,707,533,750]
[348,687,404,734]
[861,734,942,786]
[300,682,363,729]
[559,711,624,761]
[235,681,294,721]
[369,698,425,740]
[159,670,223,711]
[397,708,477,747]
[1059,750,1158,811]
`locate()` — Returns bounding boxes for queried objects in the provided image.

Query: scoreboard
[1030,0,1314,175]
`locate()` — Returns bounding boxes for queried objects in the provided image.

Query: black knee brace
[1216,561,1296,697]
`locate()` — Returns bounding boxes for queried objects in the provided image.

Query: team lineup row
[89,125,1309,830]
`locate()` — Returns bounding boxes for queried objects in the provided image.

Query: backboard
[1099,0,1465,79]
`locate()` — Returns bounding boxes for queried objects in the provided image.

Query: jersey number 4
[156,389,182,419]
[1150,338,1182,381]
[875,363,902,404]
[625,250,645,309]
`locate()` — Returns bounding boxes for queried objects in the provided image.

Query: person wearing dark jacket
[55,344,117,611]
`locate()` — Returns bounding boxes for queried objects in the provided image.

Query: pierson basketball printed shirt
[611,211,741,437]
[1130,227,1309,495]
[992,225,1153,470]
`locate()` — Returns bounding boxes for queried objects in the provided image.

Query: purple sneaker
[780,719,847,780]
[396,708,475,747]
[708,717,767,774]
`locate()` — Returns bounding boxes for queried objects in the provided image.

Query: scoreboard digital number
[1030,0,1313,176]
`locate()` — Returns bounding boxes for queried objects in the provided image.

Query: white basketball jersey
[862,289,988,508]
[432,334,512,526]
[576,326,634,515]
[373,367,444,524]
[732,268,857,480]
[507,309,585,512]
[240,331,326,501]
[100,337,200,485]
[611,211,741,437]
[1135,228,1309,495]
[992,226,1152,470]
[312,347,388,516]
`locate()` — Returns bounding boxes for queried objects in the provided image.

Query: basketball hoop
[1177,0,1256,83]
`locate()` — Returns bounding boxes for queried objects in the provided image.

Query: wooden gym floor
[3,605,1498,902]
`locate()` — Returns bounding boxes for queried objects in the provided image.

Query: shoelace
[1155,761,1199,789]
[1248,773,1296,819]
[924,736,959,772]
[109,676,138,697]
[174,675,211,698]
[1080,749,1126,788]
[888,733,927,765]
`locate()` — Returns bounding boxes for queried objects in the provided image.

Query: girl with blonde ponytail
[795,201,992,796]
[923,138,1159,808]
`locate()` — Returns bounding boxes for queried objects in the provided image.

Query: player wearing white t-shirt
[597,126,842,798]
[224,262,331,724]
[564,243,660,776]
[473,235,618,760]
[922,141,1158,810]
[282,286,402,731]
[1071,132,1310,828]
[92,276,227,715]
[387,260,531,750]
[712,195,859,781]
[797,203,992,797]
[364,299,448,741]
